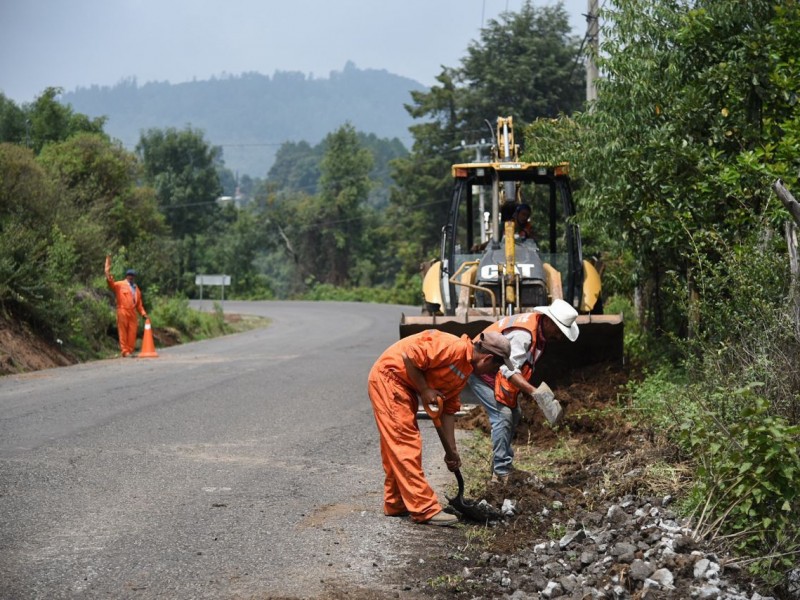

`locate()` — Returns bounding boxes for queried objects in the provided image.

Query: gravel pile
[456,492,798,599]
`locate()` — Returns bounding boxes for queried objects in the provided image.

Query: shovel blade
[448,494,504,522]
[532,382,564,425]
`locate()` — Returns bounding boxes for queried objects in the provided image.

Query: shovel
[531,382,564,425]
[422,396,504,523]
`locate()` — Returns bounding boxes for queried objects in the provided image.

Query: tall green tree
[313,123,374,286]
[136,127,223,239]
[0,93,27,146]
[136,127,223,291]
[269,124,374,290]
[567,2,800,573]
[573,0,797,337]
[385,68,464,280]
[459,1,584,128]
[388,1,585,288]
[29,88,106,153]
[0,88,106,153]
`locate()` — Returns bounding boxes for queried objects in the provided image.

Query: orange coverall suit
[106,274,146,356]
[367,330,474,522]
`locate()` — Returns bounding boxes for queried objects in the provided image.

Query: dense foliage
[544,0,800,586]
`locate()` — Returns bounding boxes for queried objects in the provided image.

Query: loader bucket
[399,313,497,341]
[399,313,624,383]
[531,314,624,382]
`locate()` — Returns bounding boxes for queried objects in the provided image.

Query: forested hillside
[61,62,424,178]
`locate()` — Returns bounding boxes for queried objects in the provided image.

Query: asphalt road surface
[0,301,458,599]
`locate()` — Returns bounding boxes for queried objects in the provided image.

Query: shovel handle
[454,468,465,498]
[422,395,444,428]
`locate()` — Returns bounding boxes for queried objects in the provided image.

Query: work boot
[423,511,459,526]
[490,472,509,485]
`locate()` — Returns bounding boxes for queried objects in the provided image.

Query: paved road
[0,301,458,599]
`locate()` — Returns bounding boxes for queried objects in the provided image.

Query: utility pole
[465,140,492,243]
[586,0,599,103]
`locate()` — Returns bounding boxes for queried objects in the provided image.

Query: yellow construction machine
[399,117,623,377]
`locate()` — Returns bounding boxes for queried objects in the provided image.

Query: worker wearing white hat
[468,299,579,483]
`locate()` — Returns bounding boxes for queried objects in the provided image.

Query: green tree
[267,140,322,195]
[136,127,223,291]
[387,1,585,290]
[385,68,464,282]
[0,143,98,348]
[37,133,167,281]
[459,1,585,127]
[573,0,795,337]
[266,133,406,209]
[194,203,274,298]
[27,88,106,154]
[136,127,223,239]
[538,2,800,576]
[0,93,27,146]
[312,123,374,286]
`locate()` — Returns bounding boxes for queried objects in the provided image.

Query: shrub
[300,276,421,305]
[681,392,800,580]
[149,296,227,340]
[625,365,694,439]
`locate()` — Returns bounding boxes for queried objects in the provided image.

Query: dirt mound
[0,318,76,375]
[388,360,780,599]
[457,363,646,549]
[0,315,182,376]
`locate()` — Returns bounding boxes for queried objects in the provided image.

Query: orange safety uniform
[367,330,474,522]
[482,313,543,408]
[106,273,147,356]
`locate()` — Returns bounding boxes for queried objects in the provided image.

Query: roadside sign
[195,275,230,286]
[195,274,231,306]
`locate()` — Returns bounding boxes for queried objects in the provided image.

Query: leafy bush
[677,226,800,424]
[681,392,800,579]
[625,366,694,438]
[149,296,227,340]
[300,275,421,305]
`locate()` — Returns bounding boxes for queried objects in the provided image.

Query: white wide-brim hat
[533,299,580,342]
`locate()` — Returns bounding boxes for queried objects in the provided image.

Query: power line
[214,142,286,148]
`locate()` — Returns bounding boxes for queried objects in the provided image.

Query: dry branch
[773,179,800,227]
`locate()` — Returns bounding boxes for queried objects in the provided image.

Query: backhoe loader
[399,117,623,378]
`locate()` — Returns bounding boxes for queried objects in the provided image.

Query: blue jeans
[468,374,521,476]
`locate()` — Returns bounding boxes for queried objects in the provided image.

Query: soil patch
[381,363,777,600]
[0,318,76,375]
[1,316,186,376]
[456,362,646,553]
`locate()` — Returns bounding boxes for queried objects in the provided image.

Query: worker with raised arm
[469,299,580,483]
[105,255,148,357]
[368,329,513,526]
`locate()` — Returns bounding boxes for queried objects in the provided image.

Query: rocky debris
[439,366,792,600]
[453,493,780,599]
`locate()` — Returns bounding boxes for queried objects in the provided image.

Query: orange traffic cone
[138,318,159,358]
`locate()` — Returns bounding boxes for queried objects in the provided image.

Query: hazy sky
[0,0,589,105]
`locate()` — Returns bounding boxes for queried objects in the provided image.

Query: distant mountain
[61,62,425,178]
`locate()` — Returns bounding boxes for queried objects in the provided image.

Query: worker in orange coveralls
[105,255,148,357]
[367,329,514,526]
